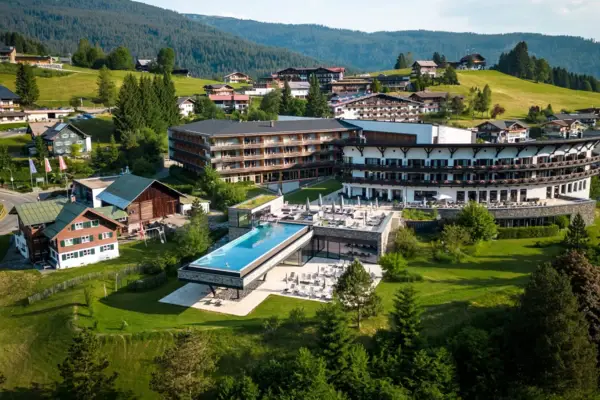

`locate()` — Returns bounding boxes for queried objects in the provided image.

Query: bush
[286,307,307,329]
[394,227,419,258]
[402,208,437,221]
[555,215,570,230]
[262,316,281,335]
[497,224,559,239]
[378,252,421,282]
[432,246,456,263]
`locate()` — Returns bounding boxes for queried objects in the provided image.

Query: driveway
[0,189,38,235]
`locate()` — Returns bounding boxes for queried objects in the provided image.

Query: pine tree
[96,66,117,107]
[106,134,119,168]
[370,78,382,93]
[15,64,39,106]
[508,264,597,396]
[160,73,181,127]
[150,330,217,399]
[432,52,442,65]
[56,329,119,400]
[280,80,292,115]
[315,301,354,378]
[389,286,421,353]
[395,53,408,69]
[305,74,329,118]
[139,75,164,133]
[334,259,382,329]
[563,213,589,249]
[113,74,143,138]
[481,84,492,116]
[34,135,47,164]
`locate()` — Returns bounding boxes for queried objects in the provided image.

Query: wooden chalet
[96,174,183,234]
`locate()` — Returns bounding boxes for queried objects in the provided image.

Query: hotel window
[500,190,508,201]
[100,244,115,252]
[579,181,583,191]
[456,191,465,202]
[100,232,114,240]
[72,222,84,230]
[61,252,78,261]
[584,180,587,189]
[561,185,566,194]
[62,238,73,247]
[568,183,573,193]
[79,249,95,257]
[81,235,92,244]
[520,189,527,201]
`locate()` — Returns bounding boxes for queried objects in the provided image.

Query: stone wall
[433,200,596,225]
[229,227,251,240]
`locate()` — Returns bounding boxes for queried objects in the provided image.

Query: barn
[97,174,183,234]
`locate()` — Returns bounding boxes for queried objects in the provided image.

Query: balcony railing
[216,160,333,174]
[340,156,600,173]
[345,168,599,188]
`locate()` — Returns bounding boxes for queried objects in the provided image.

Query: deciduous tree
[456,201,498,242]
[370,78,382,93]
[378,252,408,281]
[259,89,281,116]
[150,330,217,400]
[490,104,506,119]
[334,259,382,329]
[174,207,212,261]
[106,46,134,70]
[156,47,176,74]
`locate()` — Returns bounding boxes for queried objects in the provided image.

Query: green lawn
[0,230,564,398]
[245,186,273,199]
[425,70,600,126]
[369,68,411,77]
[71,116,115,145]
[284,179,343,204]
[0,66,242,108]
[0,122,28,132]
[0,134,30,154]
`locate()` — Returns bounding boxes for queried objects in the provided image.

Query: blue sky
[139,0,599,40]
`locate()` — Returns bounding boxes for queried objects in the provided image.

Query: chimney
[270,120,275,128]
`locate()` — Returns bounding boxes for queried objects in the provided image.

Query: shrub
[262,316,281,335]
[287,307,307,329]
[394,227,419,258]
[120,320,129,331]
[555,215,570,229]
[378,252,421,282]
[403,208,437,221]
[497,225,559,239]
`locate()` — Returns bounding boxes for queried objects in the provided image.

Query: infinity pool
[190,223,307,273]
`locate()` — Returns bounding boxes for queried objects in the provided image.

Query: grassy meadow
[0,65,239,108]
[284,179,343,204]
[0,229,568,398]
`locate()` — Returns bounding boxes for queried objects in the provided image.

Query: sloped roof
[14,198,68,226]
[0,46,16,54]
[94,205,128,220]
[0,85,20,100]
[42,122,89,141]
[409,91,449,99]
[42,202,88,238]
[177,96,195,106]
[224,72,250,78]
[136,59,153,66]
[208,94,249,101]
[97,174,184,209]
[478,120,529,130]
[330,93,420,107]
[203,84,234,90]
[460,54,486,63]
[553,113,599,121]
[413,60,438,67]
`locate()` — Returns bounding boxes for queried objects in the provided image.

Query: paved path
[0,189,38,235]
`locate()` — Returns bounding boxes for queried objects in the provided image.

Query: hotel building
[329,93,422,122]
[168,119,360,183]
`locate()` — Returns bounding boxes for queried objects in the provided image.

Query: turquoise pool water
[190,223,306,272]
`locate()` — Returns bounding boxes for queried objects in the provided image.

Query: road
[0,190,38,235]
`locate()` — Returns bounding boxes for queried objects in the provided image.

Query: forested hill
[189,14,600,77]
[0,0,323,78]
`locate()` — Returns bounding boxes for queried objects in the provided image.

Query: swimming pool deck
[160,257,382,316]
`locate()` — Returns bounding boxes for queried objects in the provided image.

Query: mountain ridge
[188,14,600,77]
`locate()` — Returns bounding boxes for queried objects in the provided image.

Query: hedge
[127,271,168,292]
[497,224,560,239]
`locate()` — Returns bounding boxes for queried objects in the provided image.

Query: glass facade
[283,235,379,266]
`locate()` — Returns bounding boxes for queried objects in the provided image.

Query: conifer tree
[508,264,597,396]
[34,135,47,164]
[96,66,117,107]
[334,259,382,329]
[280,80,292,115]
[160,73,180,127]
[563,213,589,249]
[389,286,422,353]
[139,75,164,133]
[106,134,119,168]
[15,64,39,106]
[481,84,492,116]
[315,301,354,378]
[113,74,143,138]
[56,329,119,400]
[395,53,408,69]
[305,74,330,118]
[370,78,382,93]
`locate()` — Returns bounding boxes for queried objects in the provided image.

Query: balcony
[344,167,599,188]
[217,160,334,175]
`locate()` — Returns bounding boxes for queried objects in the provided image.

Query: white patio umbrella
[318,193,323,207]
[331,199,336,214]
[375,197,379,208]
[306,197,311,212]
[434,194,453,201]
[278,188,283,196]
[340,196,345,210]
[357,196,361,207]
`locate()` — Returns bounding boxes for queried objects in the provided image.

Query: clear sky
[138,0,600,41]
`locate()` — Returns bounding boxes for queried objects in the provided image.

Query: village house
[329,93,422,122]
[25,108,74,122]
[549,113,599,128]
[31,122,92,156]
[223,72,252,84]
[408,91,457,113]
[476,120,529,143]
[135,59,153,72]
[327,77,371,94]
[451,54,487,70]
[72,176,120,208]
[542,119,587,138]
[28,120,61,138]
[203,84,235,95]
[96,174,183,234]
[13,199,124,268]
[0,85,26,124]
[177,97,196,117]
[275,67,345,85]
[411,61,438,77]
[209,94,250,113]
[0,46,16,63]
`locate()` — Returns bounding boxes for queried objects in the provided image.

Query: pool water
[190,223,306,272]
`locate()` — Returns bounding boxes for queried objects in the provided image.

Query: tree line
[0,31,48,55]
[496,41,600,92]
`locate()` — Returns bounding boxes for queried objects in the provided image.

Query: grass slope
[0,231,567,398]
[284,179,343,204]
[0,66,231,108]
[430,70,600,124]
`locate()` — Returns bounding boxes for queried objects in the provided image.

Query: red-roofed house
[209,94,250,113]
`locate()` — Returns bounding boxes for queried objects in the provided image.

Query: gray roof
[42,122,89,141]
[414,60,438,67]
[97,174,184,209]
[14,198,68,226]
[553,113,599,121]
[171,119,357,137]
[477,120,529,130]
[136,59,153,66]
[340,120,421,135]
[203,84,234,89]
[177,97,195,106]
[0,85,20,100]
[0,46,15,54]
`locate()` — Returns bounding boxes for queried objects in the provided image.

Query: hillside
[190,15,600,77]
[0,66,229,108]
[0,0,324,78]
[424,70,600,124]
